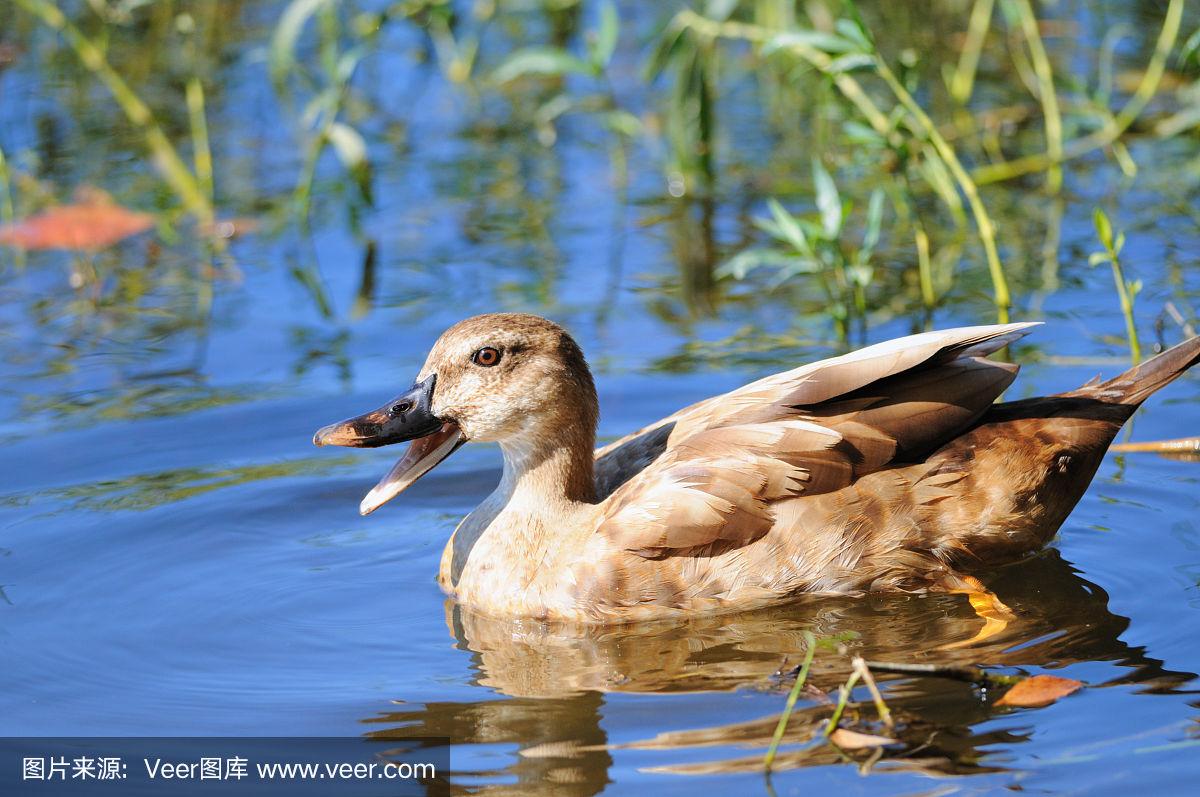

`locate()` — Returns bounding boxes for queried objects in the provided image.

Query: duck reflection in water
[362,550,1197,794]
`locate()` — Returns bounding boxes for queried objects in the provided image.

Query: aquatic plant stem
[915,224,935,309]
[950,0,995,104]
[186,78,214,205]
[864,660,1021,686]
[0,145,13,231]
[973,0,1183,185]
[852,657,893,729]
[1111,258,1142,363]
[874,55,1011,322]
[1011,0,1063,193]
[676,8,1011,320]
[822,670,861,738]
[763,630,816,772]
[675,10,895,143]
[14,0,213,223]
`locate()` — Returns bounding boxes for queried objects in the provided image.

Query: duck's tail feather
[1075,334,1200,406]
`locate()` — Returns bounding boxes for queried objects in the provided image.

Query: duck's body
[315,314,1200,624]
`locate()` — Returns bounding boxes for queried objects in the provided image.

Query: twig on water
[864,660,1020,686]
[851,657,893,729]
[1111,437,1200,454]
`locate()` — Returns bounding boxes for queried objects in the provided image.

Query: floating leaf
[0,198,154,250]
[995,675,1083,708]
[828,728,898,749]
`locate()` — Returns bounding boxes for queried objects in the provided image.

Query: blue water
[1,2,1199,794]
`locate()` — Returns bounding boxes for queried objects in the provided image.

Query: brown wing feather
[596,322,1039,464]
[601,421,845,556]
[597,325,1034,559]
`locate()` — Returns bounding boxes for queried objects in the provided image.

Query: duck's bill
[358,421,465,515]
[312,374,466,514]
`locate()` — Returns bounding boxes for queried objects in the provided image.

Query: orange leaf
[995,675,1083,708]
[0,200,154,251]
[827,728,898,750]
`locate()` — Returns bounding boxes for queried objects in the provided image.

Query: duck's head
[314,313,598,515]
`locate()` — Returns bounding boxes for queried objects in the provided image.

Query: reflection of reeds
[949,0,995,105]
[874,55,1012,321]
[669,10,1013,321]
[14,0,213,223]
[974,0,1184,184]
[1008,0,1064,194]
[0,143,22,269]
[186,78,214,206]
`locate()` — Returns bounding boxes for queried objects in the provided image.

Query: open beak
[312,374,466,515]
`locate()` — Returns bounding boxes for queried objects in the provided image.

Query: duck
[313,313,1200,630]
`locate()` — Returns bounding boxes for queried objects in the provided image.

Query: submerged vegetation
[3,1,1198,354]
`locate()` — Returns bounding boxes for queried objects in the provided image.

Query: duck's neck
[498,426,596,511]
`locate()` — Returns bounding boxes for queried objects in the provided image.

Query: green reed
[1090,209,1142,363]
[271,0,375,232]
[9,0,1196,345]
[764,630,815,772]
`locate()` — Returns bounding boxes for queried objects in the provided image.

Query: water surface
[2,2,1199,794]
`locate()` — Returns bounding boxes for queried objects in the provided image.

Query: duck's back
[572,324,1200,620]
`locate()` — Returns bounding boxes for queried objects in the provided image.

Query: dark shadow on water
[361,550,1196,793]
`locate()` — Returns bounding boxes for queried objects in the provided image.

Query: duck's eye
[390,401,412,415]
[472,346,502,367]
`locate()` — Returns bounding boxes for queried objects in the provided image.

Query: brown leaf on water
[0,194,154,250]
[827,728,898,750]
[995,675,1083,708]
